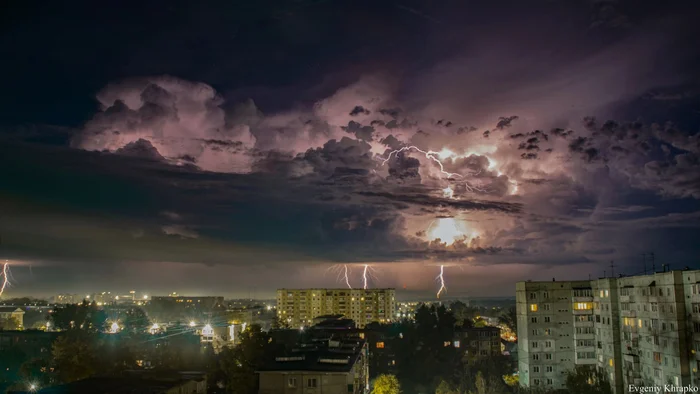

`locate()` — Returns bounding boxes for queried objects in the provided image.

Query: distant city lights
[189,321,196,327]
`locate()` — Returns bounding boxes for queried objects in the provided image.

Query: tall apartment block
[276,289,396,328]
[517,269,700,393]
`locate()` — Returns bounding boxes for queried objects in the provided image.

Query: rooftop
[259,338,366,373]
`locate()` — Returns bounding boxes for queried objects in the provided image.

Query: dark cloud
[496,116,519,130]
[349,106,370,116]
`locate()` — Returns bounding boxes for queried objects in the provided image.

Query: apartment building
[517,270,697,393]
[276,289,396,328]
[258,338,369,394]
[455,326,502,365]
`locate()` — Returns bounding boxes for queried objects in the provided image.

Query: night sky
[1,0,699,298]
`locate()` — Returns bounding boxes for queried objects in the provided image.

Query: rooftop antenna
[650,252,655,273]
[610,261,615,279]
[642,253,647,275]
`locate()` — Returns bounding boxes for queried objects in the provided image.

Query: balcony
[573,309,593,315]
[574,321,594,328]
[573,296,594,302]
[621,310,636,318]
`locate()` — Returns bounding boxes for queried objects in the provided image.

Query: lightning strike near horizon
[342,265,351,289]
[0,262,10,298]
[436,265,447,298]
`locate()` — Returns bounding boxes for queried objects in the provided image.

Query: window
[545,341,552,348]
[545,353,552,360]
[288,378,298,388]
[531,317,538,323]
[599,290,604,297]
[454,341,460,348]
[543,304,550,311]
[533,379,540,385]
[530,304,538,312]
[546,378,553,385]
[543,291,549,299]
[532,329,539,335]
[530,292,537,300]
[307,378,317,388]
[693,303,700,314]
[533,354,539,361]
[605,290,609,297]
[546,366,553,372]
[651,303,658,312]
[376,342,385,349]
[574,302,592,310]
[654,352,662,363]
[544,316,551,323]
[544,329,551,335]
[608,359,613,367]
[533,366,540,373]
[532,341,538,348]
[480,349,488,356]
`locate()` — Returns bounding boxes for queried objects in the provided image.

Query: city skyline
[1,0,700,298]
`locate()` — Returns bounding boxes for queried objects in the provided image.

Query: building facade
[455,326,502,365]
[258,338,369,394]
[0,307,25,329]
[517,270,699,393]
[276,289,396,328]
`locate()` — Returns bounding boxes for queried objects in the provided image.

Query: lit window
[454,341,460,348]
[307,378,317,388]
[609,359,613,367]
[376,342,385,349]
[530,304,538,312]
[288,378,297,388]
[574,302,592,310]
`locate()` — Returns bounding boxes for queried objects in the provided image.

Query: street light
[189,321,196,327]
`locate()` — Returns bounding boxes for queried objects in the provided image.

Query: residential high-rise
[517,269,697,393]
[276,289,396,328]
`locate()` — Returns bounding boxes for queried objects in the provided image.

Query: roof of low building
[258,339,366,373]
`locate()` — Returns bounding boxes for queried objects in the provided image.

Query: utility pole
[642,253,647,275]
[650,252,655,273]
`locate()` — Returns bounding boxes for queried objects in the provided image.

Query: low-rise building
[258,338,369,394]
[0,307,25,328]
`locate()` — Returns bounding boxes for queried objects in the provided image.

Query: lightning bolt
[363,264,369,289]
[342,265,352,289]
[381,146,462,178]
[0,262,10,298]
[381,146,487,193]
[436,265,447,298]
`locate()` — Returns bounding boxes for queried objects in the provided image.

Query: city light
[189,321,196,327]
[150,323,160,334]
[110,322,119,334]
[202,324,213,337]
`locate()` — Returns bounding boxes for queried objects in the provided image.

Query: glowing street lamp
[189,321,196,327]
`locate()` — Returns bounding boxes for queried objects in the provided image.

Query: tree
[372,374,401,394]
[215,324,273,394]
[565,365,612,394]
[122,307,151,335]
[435,380,458,394]
[52,331,100,383]
[0,316,20,330]
[498,306,517,334]
[50,301,107,332]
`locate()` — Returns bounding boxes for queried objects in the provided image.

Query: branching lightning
[380,146,488,193]
[326,264,353,288]
[436,265,447,298]
[0,262,10,298]
[381,146,462,178]
[342,265,351,289]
